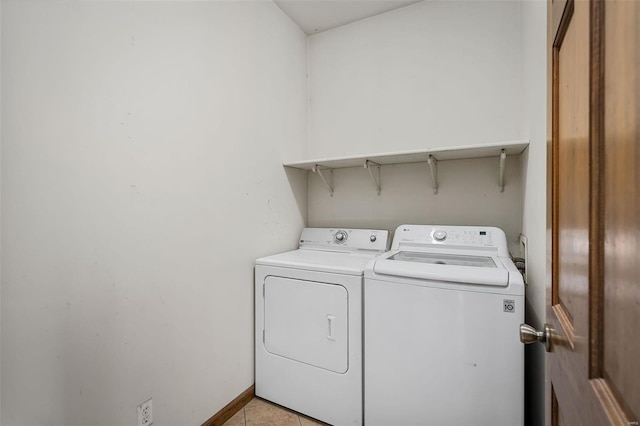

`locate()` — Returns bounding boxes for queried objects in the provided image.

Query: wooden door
[548,0,639,424]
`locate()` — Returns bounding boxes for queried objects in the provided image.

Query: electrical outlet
[137,398,153,426]
[519,234,528,284]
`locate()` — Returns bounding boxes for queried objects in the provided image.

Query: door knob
[520,323,553,352]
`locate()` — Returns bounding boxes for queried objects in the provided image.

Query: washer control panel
[300,228,389,252]
[433,230,448,241]
[391,225,509,257]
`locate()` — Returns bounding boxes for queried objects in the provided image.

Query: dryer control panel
[300,228,389,252]
[392,225,509,257]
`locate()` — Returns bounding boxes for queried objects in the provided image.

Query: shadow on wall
[284,167,309,224]
[525,342,546,426]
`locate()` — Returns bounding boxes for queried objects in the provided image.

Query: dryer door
[263,276,348,374]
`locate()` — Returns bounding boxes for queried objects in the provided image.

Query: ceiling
[274,0,422,35]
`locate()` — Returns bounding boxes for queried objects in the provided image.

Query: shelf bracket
[427,155,438,194]
[364,160,381,195]
[312,164,334,196]
[499,149,506,192]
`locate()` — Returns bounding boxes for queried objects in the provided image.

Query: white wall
[1,2,307,425]
[306,0,524,253]
[520,1,548,426]
[307,0,522,158]
[0,1,2,420]
[308,1,546,423]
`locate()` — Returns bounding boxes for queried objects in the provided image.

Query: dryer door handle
[327,315,336,341]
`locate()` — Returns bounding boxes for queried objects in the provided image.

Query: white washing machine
[364,225,524,426]
[255,227,389,426]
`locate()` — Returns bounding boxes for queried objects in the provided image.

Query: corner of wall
[305,35,311,161]
[519,1,548,425]
[519,0,525,140]
[0,0,4,420]
[304,34,311,225]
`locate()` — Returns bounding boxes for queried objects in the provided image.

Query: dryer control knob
[434,230,447,241]
[370,235,377,242]
[334,231,347,243]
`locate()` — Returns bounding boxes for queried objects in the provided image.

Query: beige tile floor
[222,397,330,426]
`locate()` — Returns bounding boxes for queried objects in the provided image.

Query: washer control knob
[433,230,447,241]
[334,231,347,243]
[370,235,377,242]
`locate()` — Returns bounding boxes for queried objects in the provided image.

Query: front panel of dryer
[263,276,348,373]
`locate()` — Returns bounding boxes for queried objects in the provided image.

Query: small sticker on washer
[503,299,515,313]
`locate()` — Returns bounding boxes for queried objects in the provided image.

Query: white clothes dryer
[364,225,524,426]
[255,228,389,426]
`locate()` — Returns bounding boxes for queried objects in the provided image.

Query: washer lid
[256,249,376,275]
[373,250,509,286]
[389,251,498,268]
